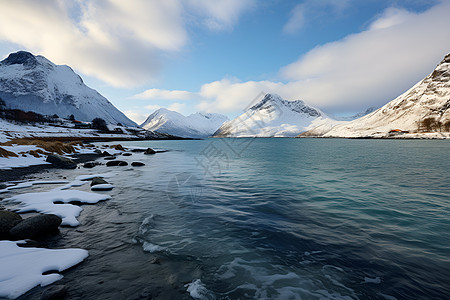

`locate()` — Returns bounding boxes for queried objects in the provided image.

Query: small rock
[131,161,145,167]
[40,284,67,300]
[150,257,161,264]
[130,148,146,153]
[106,160,128,167]
[0,210,22,239]
[0,183,7,190]
[110,144,125,151]
[144,148,156,155]
[9,214,62,240]
[83,162,96,168]
[46,154,76,169]
[103,156,116,160]
[122,152,132,156]
[101,151,112,156]
[90,177,108,186]
[94,149,102,154]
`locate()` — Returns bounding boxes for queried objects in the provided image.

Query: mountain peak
[1,51,37,67]
[443,53,450,63]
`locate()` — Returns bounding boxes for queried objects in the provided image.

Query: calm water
[14,138,450,299]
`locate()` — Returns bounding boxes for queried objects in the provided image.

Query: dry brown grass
[0,139,82,155]
[0,147,19,158]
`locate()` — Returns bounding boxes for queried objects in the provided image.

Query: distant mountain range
[300,53,450,138]
[141,108,229,138]
[0,51,136,127]
[213,94,331,137]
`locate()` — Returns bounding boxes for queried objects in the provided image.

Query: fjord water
[117,138,449,299]
[19,138,449,299]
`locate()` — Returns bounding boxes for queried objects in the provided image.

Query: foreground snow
[0,241,88,299]
[5,189,111,226]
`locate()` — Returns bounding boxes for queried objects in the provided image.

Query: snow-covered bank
[0,241,88,299]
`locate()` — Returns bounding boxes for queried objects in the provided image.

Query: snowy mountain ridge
[0,51,136,126]
[213,93,331,137]
[300,53,450,138]
[140,108,229,138]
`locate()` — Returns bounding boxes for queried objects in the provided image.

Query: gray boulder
[83,162,96,168]
[46,154,77,169]
[9,214,62,239]
[131,162,145,167]
[106,160,128,167]
[144,148,156,155]
[0,210,22,239]
[90,177,108,186]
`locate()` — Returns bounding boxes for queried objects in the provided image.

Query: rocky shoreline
[0,141,167,299]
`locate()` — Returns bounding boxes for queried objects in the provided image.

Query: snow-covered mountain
[301,53,450,138]
[213,94,331,137]
[140,108,228,138]
[0,51,136,126]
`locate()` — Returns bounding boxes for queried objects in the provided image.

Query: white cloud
[197,78,284,112]
[145,105,163,111]
[279,1,450,111]
[132,88,194,100]
[186,0,255,30]
[124,110,149,124]
[0,0,253,87]
[283,0,350,34]
[168,102,187,113]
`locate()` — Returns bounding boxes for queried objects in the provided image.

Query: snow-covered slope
[0,51,136,127]
[213,94,331,137]
[303,53,450,138]
[141,108,228,138]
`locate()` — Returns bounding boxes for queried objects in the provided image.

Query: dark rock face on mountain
[0,51,136,126]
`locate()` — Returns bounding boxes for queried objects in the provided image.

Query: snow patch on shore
[4,190,111,226]
[0,240,88,299]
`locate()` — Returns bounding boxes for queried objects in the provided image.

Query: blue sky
[0,0,449,123]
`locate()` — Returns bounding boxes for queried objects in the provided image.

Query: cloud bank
[0,0,254,87]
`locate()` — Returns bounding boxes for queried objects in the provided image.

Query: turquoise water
[11,138,449,299]
[114,138,449,299]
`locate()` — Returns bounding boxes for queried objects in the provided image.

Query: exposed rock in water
[144,148,156,155]
[90,177,108,186]
[131,161,145,167]
[130,148,146,153]
[9,214,62,239]
[110,144,125,151]
[122,152,132,156]
[101,151,112,157]
[0,210,22,239]
[46,154,77,169]
[103,156,116,160]
[83,162,96,168]
[106,160,128,167]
